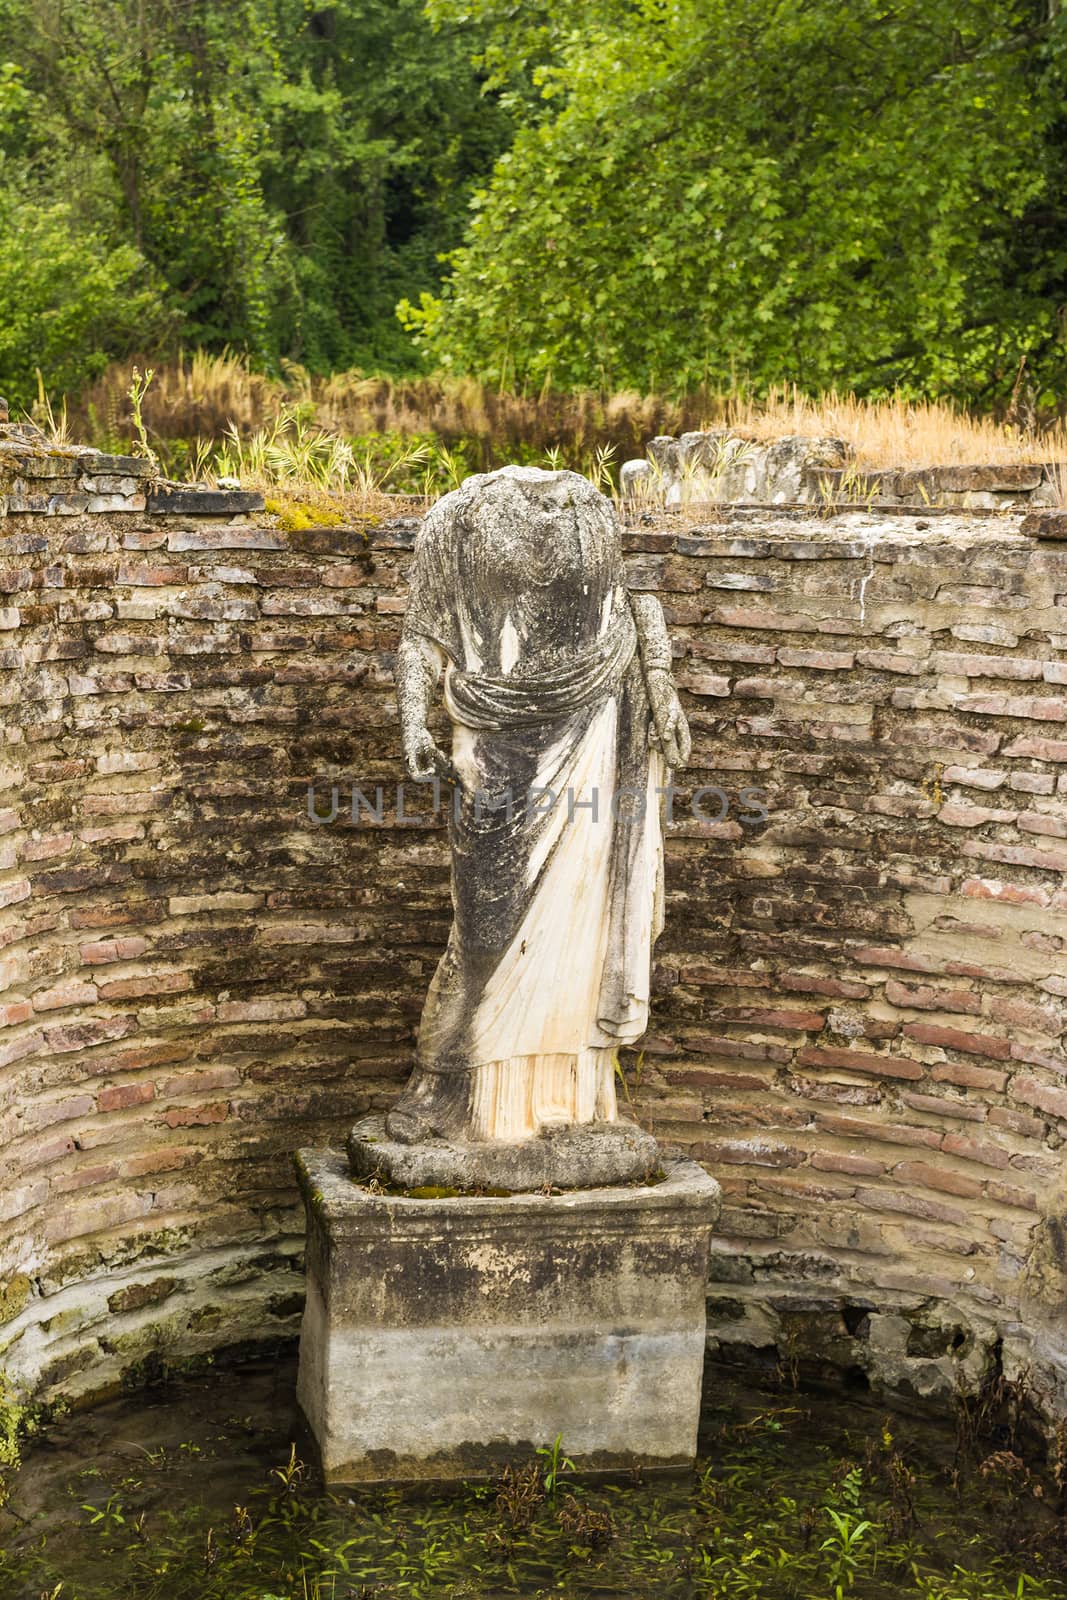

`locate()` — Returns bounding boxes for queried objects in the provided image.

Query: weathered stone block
[146,486,265,515]
[295,1147,720,1483]
[1021,510,1067,541]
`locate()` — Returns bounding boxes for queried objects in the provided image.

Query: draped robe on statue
[394,468,667,1144]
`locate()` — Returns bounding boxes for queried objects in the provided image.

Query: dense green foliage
[2,0,1067,409]
[406,0,1067,404]
[0,0,509,405]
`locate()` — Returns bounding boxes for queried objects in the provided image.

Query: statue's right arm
[397,633,452,780]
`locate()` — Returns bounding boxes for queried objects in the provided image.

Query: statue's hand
[646,669,692,769]
[404,726,451,781]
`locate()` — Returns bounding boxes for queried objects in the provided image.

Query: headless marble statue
[348,465,690,1189]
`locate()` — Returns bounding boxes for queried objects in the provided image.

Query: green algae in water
[2,1354,1067,1600]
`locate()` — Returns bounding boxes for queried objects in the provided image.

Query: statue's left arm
[629,592,692,769]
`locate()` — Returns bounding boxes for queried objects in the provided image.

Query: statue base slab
[294,1147,721,1484]
[346,1113,660,1192]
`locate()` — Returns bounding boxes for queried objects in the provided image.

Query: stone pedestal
[295,1148,721,1484]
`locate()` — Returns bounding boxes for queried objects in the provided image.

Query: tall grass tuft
[68,352,1067,482]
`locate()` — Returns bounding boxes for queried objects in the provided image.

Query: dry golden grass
[71,353,1067,473]
[313,371,687,462]
[78,349,285,445]
[716,385,1067,468]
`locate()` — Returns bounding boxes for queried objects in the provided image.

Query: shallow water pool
[1,1350,1065,1599]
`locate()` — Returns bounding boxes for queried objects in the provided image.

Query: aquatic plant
[2,1361,1067,1599]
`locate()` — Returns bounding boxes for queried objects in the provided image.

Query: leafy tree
[256,0,513,371]
[408,0,1067,403]
[1,0,295,365]
[0,0,509,394]
[0,191,168,407]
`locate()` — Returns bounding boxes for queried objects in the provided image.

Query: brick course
[0,495,1065,1411]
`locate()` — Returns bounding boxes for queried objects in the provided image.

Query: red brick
[796,1045,923,1080]
[755,1174,853,1204]
[664,1067,773,1091]
[676,673,730,697]
[120,1145,202,1178]
[32,980,99,1012]
[776,648,854,670]
[117,562,187,586]
[674,1034,792,1064]
[718,1006,826,1031]
[21,832,75,861]
[1002,735,1067,761]
[985,1180,1039,1212]
[80,790,171,817]
[988,1105,1045,1138]
[71,900,166,930]
[811,1150,885,1177]
[161,1067,242,1096]
[933,652,1043,680]
[937,803,1017,828]
[815,1112,942,1150]
[52,1163,120,1194]
[96,971,192,1001]
[780,972,870,999]
[1011,1075,1067,1120]
[929,1061,1009,1091]
[900,1091,986,1124]
[694,1139,806,1168]
[43,1190,152,1244]
[960,876,1050,908]
[694,640,776,665]
[80,936,149,965]
[940,1132,1011,1169]
[98,1081,155,1112]
[27,1094,95,1130]
[885,979,981,1015]
[1017,811,1067,838]
[216,998,308,1023]
[1009,1043,1067,1072]
[94,1041,192,1077]
[853,1185,968,1226]
[856,650,926,673]
[987,994,1061,1031]
[0,1030,43,1069]
[892,1160,983,1199]
[942,765,1007,790]
[43,1016,137,1054]
[962,839,1067,873]
[957,692,1067,721]
[852,946,942,974]
[1010,771,1054,795]
[903,1022,1011,1062]
[15,1132,77,1170]
[710,606,817,632]
[9,492,1067,1370]
[161,1101,230,1129]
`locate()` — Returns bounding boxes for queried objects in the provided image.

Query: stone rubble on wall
[0,433,1065,1421]
[0,416,263,520]
[622,429,1063,512]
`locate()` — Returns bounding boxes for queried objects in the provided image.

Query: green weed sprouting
[127,366,158,468]
[535,1432,575,1501]
[3,1370,1067,1597]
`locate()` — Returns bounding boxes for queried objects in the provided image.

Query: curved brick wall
[0,481,1065,1416]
